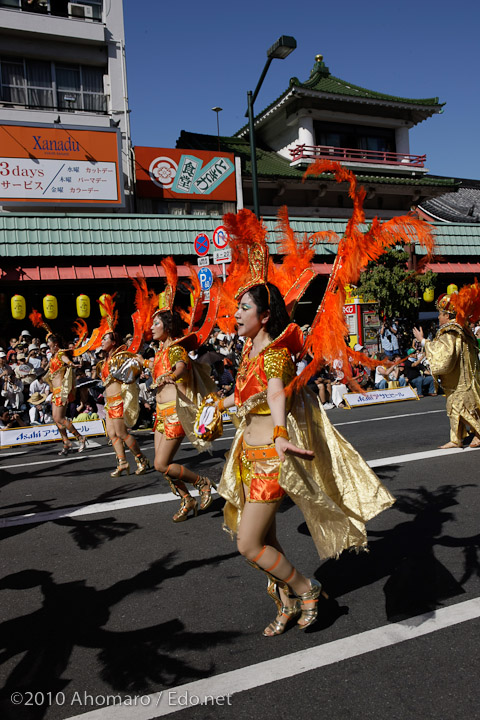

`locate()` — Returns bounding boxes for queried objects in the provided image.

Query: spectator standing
[379,320,399,359]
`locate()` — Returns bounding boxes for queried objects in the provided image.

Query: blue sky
[123,0,479,180]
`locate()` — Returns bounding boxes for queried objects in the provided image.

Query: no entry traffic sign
[194,233,210,256]
[212,225,229,249]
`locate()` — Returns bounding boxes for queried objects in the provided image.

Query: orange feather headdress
[71,319,88,349]
[448,280,480,327]
[97,294,118,339]
[28,308,53,339]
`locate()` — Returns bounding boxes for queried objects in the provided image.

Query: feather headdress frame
[155,257,178,315]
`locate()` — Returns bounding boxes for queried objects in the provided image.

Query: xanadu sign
[0,122,124,206]
[134,147,236,202]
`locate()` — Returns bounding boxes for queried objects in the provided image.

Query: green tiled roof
[0,213,479,259]
[296,57,441,106]
[177,131,455,187]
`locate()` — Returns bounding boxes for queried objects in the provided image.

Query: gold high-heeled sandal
[110,460,130,477]
[58,442,71,456]
[172,494,198,522]
[134,454,150,475]
[194,475,217,511]
[263,581,301,637]
[76,435,87,453]
[297,578,328,630]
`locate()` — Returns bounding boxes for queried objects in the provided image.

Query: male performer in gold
[413,294,480,449]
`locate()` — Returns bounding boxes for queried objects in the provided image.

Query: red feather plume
[29,308,45,329]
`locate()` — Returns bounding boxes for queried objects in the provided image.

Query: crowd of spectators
[3,314,479,431]
[0,327,247,432]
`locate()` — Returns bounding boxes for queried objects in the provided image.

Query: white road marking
[0,433,237,471]
[334,408,444,426]
[64,597,480,719]
[1,443,475,529]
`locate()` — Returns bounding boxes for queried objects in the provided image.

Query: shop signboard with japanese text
[0,123,124,206]
[134,147,236,202]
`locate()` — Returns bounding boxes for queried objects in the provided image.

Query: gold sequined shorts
[153,401,185,439]
[240,437,285,503]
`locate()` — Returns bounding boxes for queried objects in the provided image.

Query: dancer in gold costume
[212,207,396,637]
[97,296,149,477]
[143,259,219,522]
[414,291,480,449]
[29,310,86,456]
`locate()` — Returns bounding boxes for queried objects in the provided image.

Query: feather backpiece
[287,160,436,394]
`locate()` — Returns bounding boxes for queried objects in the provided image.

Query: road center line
[0,444,474,528]
[64,597,480,720]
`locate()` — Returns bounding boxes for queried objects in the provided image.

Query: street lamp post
[245,36,296,218]
[211,106,223,151]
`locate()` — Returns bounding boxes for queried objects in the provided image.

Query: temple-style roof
[419,182,480,223]
[235,55,444,136]
[177,130,455,188]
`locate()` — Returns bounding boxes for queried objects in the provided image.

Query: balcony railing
[0,0,102,22]
[289,144,426,169]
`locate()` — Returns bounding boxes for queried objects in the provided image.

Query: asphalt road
[1,395,479,720]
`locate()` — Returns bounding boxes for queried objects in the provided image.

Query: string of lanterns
[8,285,461,323]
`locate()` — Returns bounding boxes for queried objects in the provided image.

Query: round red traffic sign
[194,233,210,256]
[212,226,229,249]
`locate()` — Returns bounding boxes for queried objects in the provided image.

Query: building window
[0,0,103,22]
[56,64,106,112]
[313,121,395,153]
[0,57,106,112]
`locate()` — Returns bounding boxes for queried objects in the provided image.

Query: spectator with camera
[0,406,23,430]
[379,319,399,359]
[403,348,435,397]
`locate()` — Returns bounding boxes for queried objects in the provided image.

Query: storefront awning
[0,262,335,282]
[424,262,480,274]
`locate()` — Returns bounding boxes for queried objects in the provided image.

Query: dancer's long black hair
[247,283,290,340]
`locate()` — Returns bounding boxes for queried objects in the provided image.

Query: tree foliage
[355,248,438,323]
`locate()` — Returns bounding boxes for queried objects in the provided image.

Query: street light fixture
[245,36,296,217]
[211,106,223,151]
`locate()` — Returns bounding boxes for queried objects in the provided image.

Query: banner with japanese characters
[134,147,236,202]
[0,123,124,206]
[344,386,419,408]
[0,420,106,448]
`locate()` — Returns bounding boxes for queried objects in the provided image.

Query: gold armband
[217,397,225,412]
[273,425,289,441]
[143,358,150,368]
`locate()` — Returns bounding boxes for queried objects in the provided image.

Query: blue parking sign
[198,267,214,291]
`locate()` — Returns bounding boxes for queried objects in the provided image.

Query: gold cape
[424,321,480,444]
[218,387,395,560]
[176,360,221,453]
[44,364,75,405]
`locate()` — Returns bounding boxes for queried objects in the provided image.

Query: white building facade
[0,0,132,210]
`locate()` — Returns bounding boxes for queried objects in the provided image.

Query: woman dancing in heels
[145,259,218,523]
[98,297,149,478]
[214,211,395,637]
[29,311,85,456]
